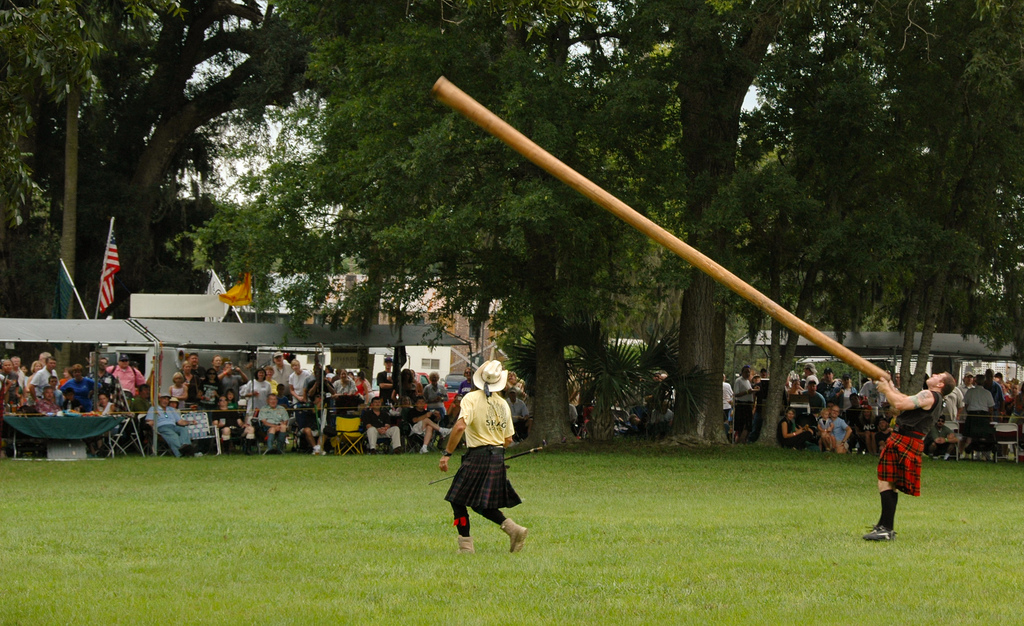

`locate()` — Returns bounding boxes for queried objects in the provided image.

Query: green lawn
[1,445,1021,625]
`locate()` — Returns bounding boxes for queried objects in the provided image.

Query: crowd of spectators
[0,349,537,460]
[767,365,1020,460]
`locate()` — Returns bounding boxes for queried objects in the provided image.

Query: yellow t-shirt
[459,389,515,447]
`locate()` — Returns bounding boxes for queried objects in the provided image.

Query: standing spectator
[354,371,370,404]
[457,366,474,396]
[332,369,361,409]
[181,361,200,407]
[989,371,1006,416]
[376,357,395,405]
[731,365,756,444]
[240,368,272,414]
[424,372,448,424]
[60,364,95,412]
[722,374,734,438]
[199,368,221,410]
[217,359,248,398]
[269,352,290,389]
[288,359,313,404]
[960,373,996,457]
[169,373,188,402]
[27,356,59,405]
[836,374,858,416]
[400,368,421,399]
[747,373,765,443]
[146,393,196,457]
[803,364,819,387]
[819,368,841,403]
[941,375,965,423]
[506,389,531,441]
[107,354,145,399]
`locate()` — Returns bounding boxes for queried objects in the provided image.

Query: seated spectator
[445,394,462,428]
[925,416,958,459]
[146,393,196,457]
[332,369,362,409]
[875,411,893,449]
[851,400,878,455]
[826,404,851,453]
[215,395,252,453]
[94,392,114,416]
[777,408,815,450]
[129,384,152,414]
[361,396,402,454]
[59,364,95,412]
[506,389,532,441]
[409,395,451,454]
[259,393,290,454]
[276,382,294,409]
[423,372,448,423]
[27,356,59,406]
[35,386,61,415]
[817,403,839,452]
[61,387,83,412]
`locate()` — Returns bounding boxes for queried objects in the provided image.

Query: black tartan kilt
[445,446,522,509]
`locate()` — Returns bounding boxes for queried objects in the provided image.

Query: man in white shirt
[732,366,756,444]
[269,352,290,389]
[722,374,734,438]
[27,356,59,405]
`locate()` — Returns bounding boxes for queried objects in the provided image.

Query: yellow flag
[218,273,252,307]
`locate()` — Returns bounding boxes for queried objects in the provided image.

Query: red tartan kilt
[877,432,924,496]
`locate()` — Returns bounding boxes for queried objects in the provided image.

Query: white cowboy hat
[473,360,508,393]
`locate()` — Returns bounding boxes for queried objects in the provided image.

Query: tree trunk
[760,268,820,446]
[910,273,946,390]
[898,287,921,393]
[61,86,80,310]
[529,310,572,445]
[674,272,716,437]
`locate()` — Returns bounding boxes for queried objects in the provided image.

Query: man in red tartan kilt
[438,360,528,554]
[864,372,955,541]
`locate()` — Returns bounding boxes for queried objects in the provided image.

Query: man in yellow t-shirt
[438,360,527,554]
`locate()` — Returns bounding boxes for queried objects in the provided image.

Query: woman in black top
[777,408,815,450]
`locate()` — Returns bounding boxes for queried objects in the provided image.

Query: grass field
[1,444,1022,625]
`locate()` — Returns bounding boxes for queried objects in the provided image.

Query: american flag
[98,229,120,313]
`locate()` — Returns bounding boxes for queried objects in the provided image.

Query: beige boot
[500,518,528,553]
[457,536,475,554]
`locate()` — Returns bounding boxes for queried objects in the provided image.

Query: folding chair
[333,416,364,455]
[994,423,1019,463]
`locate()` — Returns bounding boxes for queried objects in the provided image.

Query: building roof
[736,331,1014,361]
[0,318,467,350]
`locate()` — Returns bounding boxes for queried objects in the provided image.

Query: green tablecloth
[5,415,124,439]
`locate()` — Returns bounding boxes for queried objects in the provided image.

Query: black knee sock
[472,507,506,526]
[878,489,898,529]
[451,503,470,537]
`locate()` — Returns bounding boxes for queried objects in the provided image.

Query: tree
[196,0,667,444]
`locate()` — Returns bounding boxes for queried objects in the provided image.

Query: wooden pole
[431,76,888,381]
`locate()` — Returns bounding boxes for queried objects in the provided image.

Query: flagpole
[95,217,114,319]
[60,258,90,319]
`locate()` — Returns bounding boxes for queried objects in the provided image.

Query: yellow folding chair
[333,416,364,455]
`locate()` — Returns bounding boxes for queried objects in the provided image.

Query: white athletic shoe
[420,444,430,454]
[313,445,322,456]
